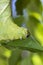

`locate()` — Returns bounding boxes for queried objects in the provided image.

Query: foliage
[0,0,43,65]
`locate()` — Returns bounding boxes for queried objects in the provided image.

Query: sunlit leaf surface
[0,0,28,40]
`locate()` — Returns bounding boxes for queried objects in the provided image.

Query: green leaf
[12,0,42,26]
[27,0,42,14]
[32,53,43,65]
[0,46,9,65]
[0,46,11,58]
[26,15,43,46]
[0,0,28,40]
[0,0,43,53]
[0,56,8,65]
[29,12,42,22]
[17,52,32,65]
[0,46,22,65]
[8,49,22,65]
[2,36,43,52]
